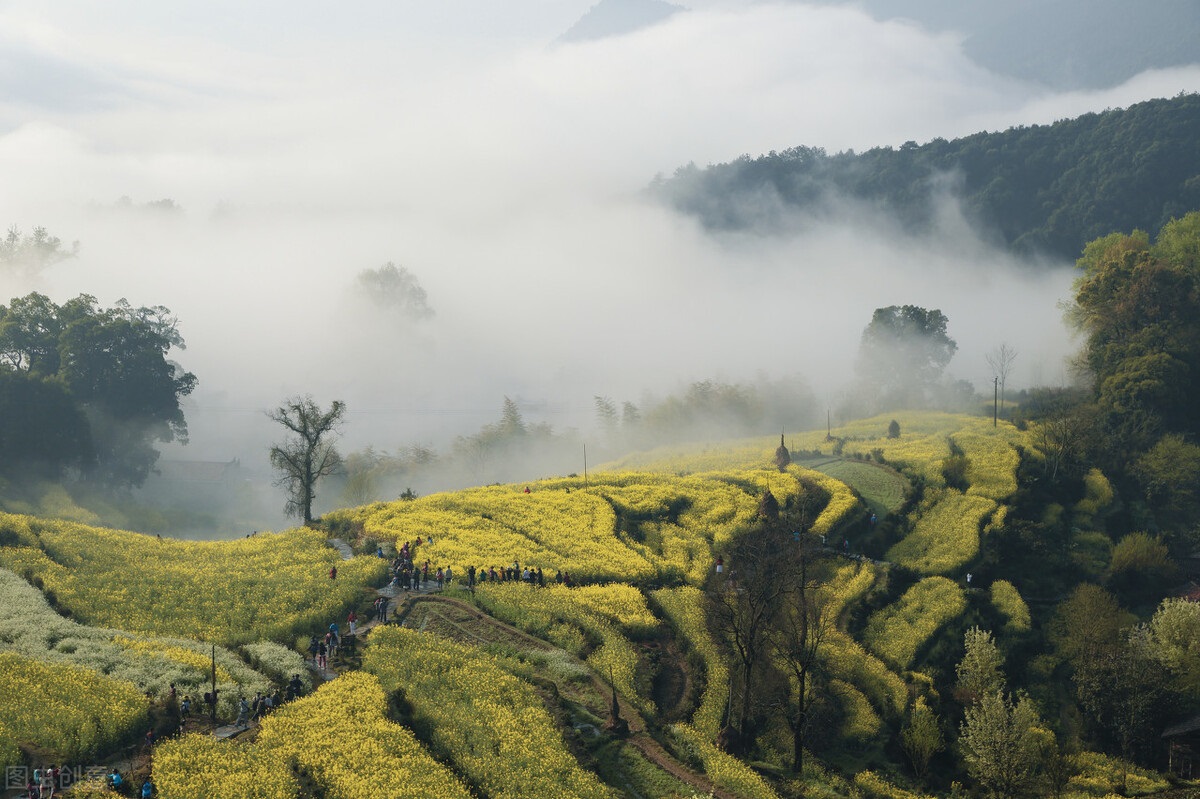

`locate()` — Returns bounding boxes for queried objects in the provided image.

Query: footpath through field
[318,538,738,799]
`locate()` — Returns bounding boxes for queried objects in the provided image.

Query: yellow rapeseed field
[155,671,470,799]
[864,577,967,670]
[0,516,386,645]
[0,652,148,764]
[364,626,612,799]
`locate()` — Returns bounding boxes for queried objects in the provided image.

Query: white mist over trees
[1,1,1195,530]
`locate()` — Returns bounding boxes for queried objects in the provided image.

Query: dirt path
[321,543,736,798]
[391,593,738,799]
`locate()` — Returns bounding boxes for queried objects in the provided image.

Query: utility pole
[993,376,998,427]
[583,444,589,489]
[210,644,217,726]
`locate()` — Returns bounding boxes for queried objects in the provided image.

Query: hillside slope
[652,93,1200,261]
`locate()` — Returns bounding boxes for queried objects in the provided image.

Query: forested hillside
[652,93,1200,261]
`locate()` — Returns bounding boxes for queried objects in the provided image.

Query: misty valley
[4,4,1200,798]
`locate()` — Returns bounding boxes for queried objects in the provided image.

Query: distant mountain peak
[558,0,687,44]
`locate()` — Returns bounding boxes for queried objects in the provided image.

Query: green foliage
[899,697,943,780]
[1132,434,1200,540]
[956,627,1005,705]
[1066,751,1171,798]
[0,369,93,477]
[1072,631,1167,766]
[856,305,958,409]
[941,451,970,492]
[805,458,908,518]
[959,691,1046,799]
[1072,469,1114,530]
[853,770,933,799]
[1070,532,1113,579]
[1144,598,1200,702]
[1048,584,1135,665]
[1107,532,1175,597]
[1069,212,1200,466]
[654,93,1200,261]
[0,293,195,486]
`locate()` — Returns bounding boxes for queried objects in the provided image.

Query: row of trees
[1025,211,1200,560]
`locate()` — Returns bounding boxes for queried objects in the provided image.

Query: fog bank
[1,1,1194,524]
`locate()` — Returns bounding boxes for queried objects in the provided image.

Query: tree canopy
[0,292,195,485]
[0,226,77,279]
[856,305,957,409]
[652,93,1200,261]
[356,262,434,321]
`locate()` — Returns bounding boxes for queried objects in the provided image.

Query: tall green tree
[0,292,195,485]
[1145,598,1200,704]
[856,305,957,409]
[901,698,944,780]
[960,691,1045,799]
[0,368,92,476]
[268,396,346,525]
[1068,213,1200,461]
[956,626,1005,705]
[59,300,197,485]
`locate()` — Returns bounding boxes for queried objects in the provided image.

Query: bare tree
[708,521,793,754]
[771,537,833,774]
[268,396,346,525]
[985,344,1018,413]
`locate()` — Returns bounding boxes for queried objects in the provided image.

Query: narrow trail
[319,540,738,798]
[389,593,739,799]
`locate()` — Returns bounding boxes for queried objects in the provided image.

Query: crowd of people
[465,563,576,588]
[375,538,575,595]
[380,538,446,592]
[16,765,153,798]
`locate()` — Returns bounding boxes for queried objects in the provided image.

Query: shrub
[1108,532,1173,579]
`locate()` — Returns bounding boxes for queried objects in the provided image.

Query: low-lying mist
[1,1,1195,534]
